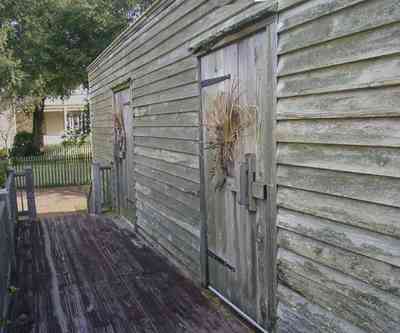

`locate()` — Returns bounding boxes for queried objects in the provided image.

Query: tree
[0,0,152,149]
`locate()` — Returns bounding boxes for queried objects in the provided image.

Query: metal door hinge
[201,74,231,88]
[208,249,236,272]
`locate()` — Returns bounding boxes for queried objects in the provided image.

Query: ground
[35,186,87,215]
[8,213,252,333]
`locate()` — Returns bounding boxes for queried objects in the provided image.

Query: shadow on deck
[9,214,252,333]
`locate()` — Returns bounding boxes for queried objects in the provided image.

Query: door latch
[239,154,267,212]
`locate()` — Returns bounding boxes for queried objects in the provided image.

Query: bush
[9,131,39,157]
[0,148,7,159]
[0,160,7,188]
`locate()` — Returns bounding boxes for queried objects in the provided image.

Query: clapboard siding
[277,86,400,120]
[89,0,264,281]
[276,0,400,331]
[89,0,400,329]
[278,0,400,54]
[278,187,400,238]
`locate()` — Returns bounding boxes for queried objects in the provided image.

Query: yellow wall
[44,112,64,135]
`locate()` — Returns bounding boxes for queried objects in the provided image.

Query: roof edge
[87,0,166,73]
[189,1,277,54]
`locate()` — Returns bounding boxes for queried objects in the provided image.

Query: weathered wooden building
[88,0,400,332]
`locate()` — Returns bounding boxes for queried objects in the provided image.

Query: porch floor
[10,214,251,333]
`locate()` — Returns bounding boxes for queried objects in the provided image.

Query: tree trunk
[32,97,46,151]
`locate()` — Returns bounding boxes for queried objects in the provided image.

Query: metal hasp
[239,154,267,212]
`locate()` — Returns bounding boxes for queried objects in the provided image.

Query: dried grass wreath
[205,80,256,190]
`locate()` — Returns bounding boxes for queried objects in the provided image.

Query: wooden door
[114,86,136,223]
[200,27,275,329]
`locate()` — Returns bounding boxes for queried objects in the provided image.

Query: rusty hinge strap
[201,74,231,88]
[208,250,236,272]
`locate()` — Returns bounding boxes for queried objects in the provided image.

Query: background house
[41,87,88,145]
[0,87,88,149]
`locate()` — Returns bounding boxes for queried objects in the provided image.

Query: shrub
[0,148,8,159]
[9,131,39,157]
[0,160,8,188]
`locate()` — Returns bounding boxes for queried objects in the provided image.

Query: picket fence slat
[11,144,92,188]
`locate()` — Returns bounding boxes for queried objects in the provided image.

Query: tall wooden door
[114,86,136,223]
[200,26,276,330]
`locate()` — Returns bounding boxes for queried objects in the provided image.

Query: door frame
[197,15,278,331]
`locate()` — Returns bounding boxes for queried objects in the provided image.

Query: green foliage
[0,159,7,188]
[0,0,151,99]
[9,131,39,157]
[8,285,19,296]
[62,128,90,147]
[0,23,22,99]
[0,148,7,159]
[0,318,11,328]
[0,0,153,147]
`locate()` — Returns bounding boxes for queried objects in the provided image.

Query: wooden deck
[9,214,251,333]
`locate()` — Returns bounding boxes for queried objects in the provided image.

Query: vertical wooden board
[201,44,239,296]
[201,50,221,291]
[239,33,259,319]
[264,18,278,330]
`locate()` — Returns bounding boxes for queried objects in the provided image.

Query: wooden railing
[0,167,36,330]
[88,162,113,214]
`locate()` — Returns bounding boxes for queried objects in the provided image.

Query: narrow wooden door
[114,87,136,223]
[201,28,273,328]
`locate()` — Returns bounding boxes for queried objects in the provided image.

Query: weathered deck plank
[9,214,251,333]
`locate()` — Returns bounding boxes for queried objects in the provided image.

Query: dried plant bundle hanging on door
[205,80,256,189]
[114,112,127,159]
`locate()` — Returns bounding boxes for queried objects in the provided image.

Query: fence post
[110,162,118,212]
[25,167,37,220]
[92,162,102,214]
[6,168,17,224]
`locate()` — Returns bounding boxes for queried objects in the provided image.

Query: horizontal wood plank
[277,118,400,147]
[278,143,400,178]
[278,229,400,296]
[278,208,400,267]
[278,22,400,76]
[133,97,199,117]
[278,0,366,32]
[278,186,400,238]
[134,146,199,168]
[277,284,365,333]
[134,136,199,155]
[277,86,400,119]
[134,112,199,127]
[134,154,200,183]
[134,126,199,141]
[278,54,400,97]
[278,248,400,332]
[278,0,400,54]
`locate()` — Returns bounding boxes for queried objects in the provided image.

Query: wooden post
[25,167,37,220]
[110,162,117,211]
[6,169,17,223]
[92,161,102,214]
[197,57,209,288]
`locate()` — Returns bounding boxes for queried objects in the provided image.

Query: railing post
[25,167,37,220]
[110,162,117,211]
[92,161,102,214]
[6,168,17,223]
